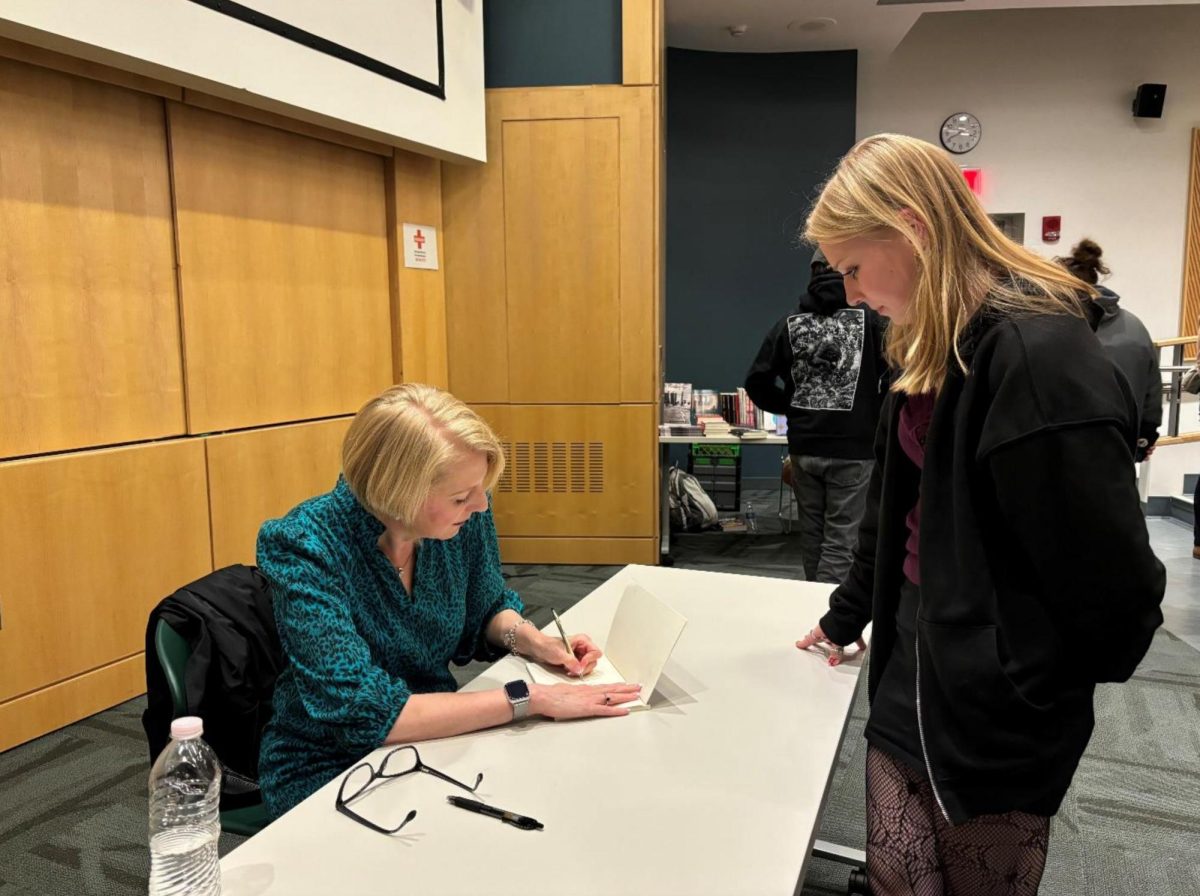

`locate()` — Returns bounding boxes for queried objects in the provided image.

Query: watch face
[940,113,981,154]
[504,679,530,701]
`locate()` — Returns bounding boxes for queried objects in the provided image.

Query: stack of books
[697,414,732,437]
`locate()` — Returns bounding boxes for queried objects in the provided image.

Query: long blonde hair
[805,134,1092,394]
[342,383,505,529]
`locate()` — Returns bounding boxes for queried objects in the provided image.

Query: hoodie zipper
[914,629,952,824]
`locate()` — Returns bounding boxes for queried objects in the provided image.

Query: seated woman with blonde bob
[256,383,639,818]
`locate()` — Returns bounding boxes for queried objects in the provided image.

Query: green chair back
[152,618,270,836]
[154,619,190,718]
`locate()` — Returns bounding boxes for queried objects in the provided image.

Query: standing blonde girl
[795,135,1164,896]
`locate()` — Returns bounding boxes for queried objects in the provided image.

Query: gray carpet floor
[1,495,1197,895]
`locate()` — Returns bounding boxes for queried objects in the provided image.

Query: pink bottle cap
[170,716,204,739]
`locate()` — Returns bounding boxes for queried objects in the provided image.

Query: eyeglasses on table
[335,744,483,835]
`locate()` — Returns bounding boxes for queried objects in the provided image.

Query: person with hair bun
[794,135,1164,895]
[1058,238,1162,460]
[255,383,639,818]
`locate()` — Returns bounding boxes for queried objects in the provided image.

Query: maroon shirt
[898,392,935,584]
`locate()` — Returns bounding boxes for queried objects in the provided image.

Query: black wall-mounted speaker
[1132,83,1167,118]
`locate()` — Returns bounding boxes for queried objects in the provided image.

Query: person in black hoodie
[744,251,888,583]
[796,135,1164,896]
[1057,238,1162,460]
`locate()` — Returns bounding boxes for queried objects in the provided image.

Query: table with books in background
[660,383,789,565]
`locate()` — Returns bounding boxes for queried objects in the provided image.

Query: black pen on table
[447,796,544,831]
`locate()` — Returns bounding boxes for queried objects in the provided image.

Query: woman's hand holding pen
[518,626,640,720]
[530,682,642,720]
[523,631,602,677]
[795,622,866,667]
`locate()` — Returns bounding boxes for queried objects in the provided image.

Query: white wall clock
[940,112,981,154]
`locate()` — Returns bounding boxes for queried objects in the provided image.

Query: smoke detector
[788,17,837,33]
[727,24,748,37]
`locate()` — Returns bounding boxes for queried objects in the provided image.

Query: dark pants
[1194,478,1199,548]
[788,455,873,584]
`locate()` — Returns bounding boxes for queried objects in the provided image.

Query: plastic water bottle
[148,717,222,896]
[744,501,758,534]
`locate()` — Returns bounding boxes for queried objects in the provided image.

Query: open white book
[526,582,687,709]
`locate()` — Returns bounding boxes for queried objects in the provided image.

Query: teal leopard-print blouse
[256,477,523,818]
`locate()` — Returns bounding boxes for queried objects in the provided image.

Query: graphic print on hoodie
[787,309,865,412]
[744,264,887,460]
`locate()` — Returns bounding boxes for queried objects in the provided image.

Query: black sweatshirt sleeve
[987,423,1165,683]
[743,317,792,416]
[1140,349,1163,445]
[818,395,893,645]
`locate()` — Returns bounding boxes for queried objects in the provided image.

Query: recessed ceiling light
[727,24,749,37]
[788,17,837,33]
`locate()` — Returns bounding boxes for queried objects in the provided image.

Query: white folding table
[220,565,866,896]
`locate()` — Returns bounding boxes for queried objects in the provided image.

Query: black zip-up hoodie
[744,269,888,459]
[819,306,1165,824]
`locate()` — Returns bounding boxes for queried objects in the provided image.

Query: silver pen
[550,609,573,660]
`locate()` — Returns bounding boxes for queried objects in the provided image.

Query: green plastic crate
[690,443,740,458]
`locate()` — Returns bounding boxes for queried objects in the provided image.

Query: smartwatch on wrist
[504,679,531,721]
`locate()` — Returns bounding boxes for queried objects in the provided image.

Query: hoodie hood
[799,268,849,315]
[1092,285,1121,321]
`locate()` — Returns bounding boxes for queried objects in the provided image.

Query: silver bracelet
[502,619,532,656]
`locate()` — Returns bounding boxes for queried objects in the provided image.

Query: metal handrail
[1158,432,1200,446]
[1158,341,1196,439]
[1153,335,1196,348]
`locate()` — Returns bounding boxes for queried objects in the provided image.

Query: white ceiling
[666,0,1200,55]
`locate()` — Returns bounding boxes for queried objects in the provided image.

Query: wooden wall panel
[181,89,393,158]
[388,151,450,388]
[442,110,511,403]
[498,537,657,566]
[0,57,185,458]
[443,85,662,563]
[622,0,663,87]
[207,418,352,568]
[1181,128,1200,361]
[618,87,660,404]
[443,87,659,406]
[475,404,657,537]
[0,35,182,99]
[170,103,393,433]
[502,117,623,403]
[0,655,145,753]
[0,442,212,706]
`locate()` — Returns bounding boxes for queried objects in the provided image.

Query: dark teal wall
[483,1,621,87]
[665,48,858,480]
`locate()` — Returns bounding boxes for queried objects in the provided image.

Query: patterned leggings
[866,746,1050,896]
